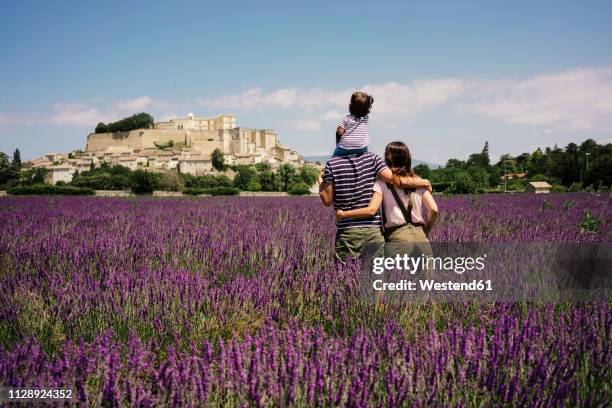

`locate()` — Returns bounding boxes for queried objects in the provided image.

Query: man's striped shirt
[337,114,369,149]
[323,152,388,229]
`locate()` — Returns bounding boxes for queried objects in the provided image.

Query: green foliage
[95,112,154,133]
[278,163,296,191]
[95,122,108,133]
[298,165,319,186]
[551,184,568,193]
[211,148,225,171]
[71,163,132,190]
[154,140,174,150]
[563,200,574,210]
[428,138,611,194]
[530,173,548,182]
[255,162,271,172]
[183,187,239,196]
[258,171,279,191]
[0,152,19,187]
[233,165,259,190]
[7,184,94,196]
[11,149,21,171]
[130,170,160,194]
[180,173,233,189]
[413,164,431,179]
[449,171,478,194]
[431,182,451,193]
[288,182,311,196]
[245,179,262,192]
[158,172,184,192]
[580,210,599,233]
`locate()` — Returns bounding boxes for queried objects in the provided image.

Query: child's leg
[332,146,349,157]
[333,146,368,157]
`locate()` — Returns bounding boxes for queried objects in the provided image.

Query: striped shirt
[323,152,388,229]
[337,114,369,149]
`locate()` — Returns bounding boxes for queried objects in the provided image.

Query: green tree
[258,171,278,191]
[245,179,262,191]
[278,163,296,191]
[0,152,18,186]
[95,122,108,133]
[255,162,271,172]
[159,171,184,192]
[11,149,21,171]
[413,164,431,179]
[32,167,48,184]
[104,113,154,133]
[298,165,319,186]
[211,148,225,171]
[233,165,259,190]
[451,171,477,194]
[288,181,311,196]
[130,170,159,194]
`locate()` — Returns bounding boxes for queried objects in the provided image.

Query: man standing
[319,151,430,261]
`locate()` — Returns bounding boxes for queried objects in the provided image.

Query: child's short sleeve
[337,116,348,129]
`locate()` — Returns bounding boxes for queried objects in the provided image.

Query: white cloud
[48,103,104,126]
[3,66,612,141]
[0,96,175,127]
[291,119,321,132]
[195,67,612,136]
[461,67,612,133]
[320,110,344,121]
[112,96,152,111]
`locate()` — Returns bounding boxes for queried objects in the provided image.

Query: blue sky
[1,0,611,163]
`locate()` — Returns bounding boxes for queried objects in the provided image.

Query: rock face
[85,113,304,168]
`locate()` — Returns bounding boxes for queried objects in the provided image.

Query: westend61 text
[373,279,493,292]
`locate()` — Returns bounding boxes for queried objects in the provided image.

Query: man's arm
[319,179,334,207]
[378,168,432,192]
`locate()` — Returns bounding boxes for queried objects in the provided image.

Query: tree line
[94,113,154,133]
[414,139,611,194]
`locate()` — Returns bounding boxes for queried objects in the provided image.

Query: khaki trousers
[334,227,385,262]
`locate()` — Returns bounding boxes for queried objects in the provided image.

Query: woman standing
[335,141,438,258]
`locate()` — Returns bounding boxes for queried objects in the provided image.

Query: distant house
[178,154,212,176]
[526,181,551,194]
[45,165,75,185]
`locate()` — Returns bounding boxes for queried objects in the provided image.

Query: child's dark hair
[349,91,373,118]
[384,141,414,177]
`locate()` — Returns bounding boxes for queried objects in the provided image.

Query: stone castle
[85,113,303,166]
[28,113,305,184]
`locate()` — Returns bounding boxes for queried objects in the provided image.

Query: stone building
[44,165,75,185]
[526,181,551,194]
[85,113,303,169]
[26,113,305,185]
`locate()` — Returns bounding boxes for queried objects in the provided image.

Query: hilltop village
[25,113,305,184]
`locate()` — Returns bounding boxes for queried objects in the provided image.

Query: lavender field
[0,193,610,407]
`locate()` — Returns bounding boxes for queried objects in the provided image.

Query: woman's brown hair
[384,141,414,177]
[349,91,373,118]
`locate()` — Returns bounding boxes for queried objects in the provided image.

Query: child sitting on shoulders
[333,91,372,157]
